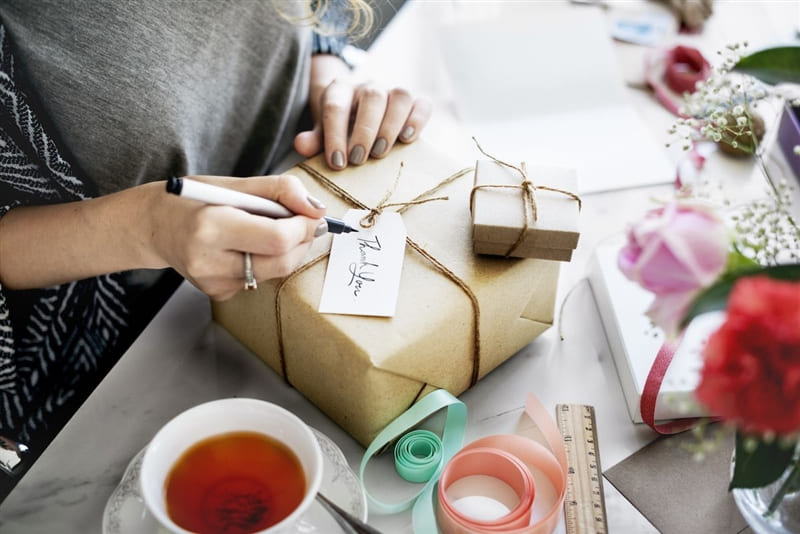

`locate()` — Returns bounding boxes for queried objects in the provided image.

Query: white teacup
[140,398,323,534]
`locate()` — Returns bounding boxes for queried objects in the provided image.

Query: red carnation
[695,276,800,436]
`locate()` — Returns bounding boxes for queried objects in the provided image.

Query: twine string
[275,161,481,387]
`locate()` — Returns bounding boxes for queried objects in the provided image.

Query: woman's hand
[151,175,327,301]
[0,175,326,301]
[294,54,432,169]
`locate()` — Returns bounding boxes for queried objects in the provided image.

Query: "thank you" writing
[348,235,381,297]
[318,210,406,317]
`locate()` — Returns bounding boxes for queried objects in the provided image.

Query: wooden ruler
[555,403,608,534]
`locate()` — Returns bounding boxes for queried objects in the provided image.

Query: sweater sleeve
[0,22,132,444]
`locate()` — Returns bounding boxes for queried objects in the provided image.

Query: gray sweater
[0,0,329,195]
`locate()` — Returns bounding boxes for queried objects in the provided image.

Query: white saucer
[103,428,368,534]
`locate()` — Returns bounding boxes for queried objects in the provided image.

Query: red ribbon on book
[640,335,718,434]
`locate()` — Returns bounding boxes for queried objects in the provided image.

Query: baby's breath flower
[666,41,800,267]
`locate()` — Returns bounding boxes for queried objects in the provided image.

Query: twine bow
[470,137,582,257]
[359,162,450,228]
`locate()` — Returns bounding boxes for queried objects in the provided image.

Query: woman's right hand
[0,174,326,300]
[149,174,327,301]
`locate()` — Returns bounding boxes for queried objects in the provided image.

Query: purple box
[778,102,800,182]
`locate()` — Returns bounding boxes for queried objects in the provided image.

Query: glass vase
[733,448,800,534]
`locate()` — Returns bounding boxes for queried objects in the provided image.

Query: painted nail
[349,145,365,165]
[332,150,345,168]
[314,222,328,237]
[400,125,415,141]
[307,195,326,209]
[371,137,387,157]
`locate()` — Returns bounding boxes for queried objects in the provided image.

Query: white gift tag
[318,210,406,317]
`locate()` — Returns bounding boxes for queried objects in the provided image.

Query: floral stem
[766,458,800,516]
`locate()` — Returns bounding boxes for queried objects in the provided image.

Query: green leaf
[681,264,800,329]
[730,432,796,490]
[732,46,800,85]
[726,250,759,273]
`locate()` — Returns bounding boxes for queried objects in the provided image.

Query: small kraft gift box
[470,157,581,261]
[211,140,561,446]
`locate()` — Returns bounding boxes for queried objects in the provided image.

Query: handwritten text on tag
[318,210,406,317]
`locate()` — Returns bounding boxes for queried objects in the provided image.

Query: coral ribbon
[434,395,567,534]
[437,447,536,532]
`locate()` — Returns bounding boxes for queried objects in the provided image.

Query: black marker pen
[166,177,357,234]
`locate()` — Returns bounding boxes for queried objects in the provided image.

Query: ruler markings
[556,403,608,534]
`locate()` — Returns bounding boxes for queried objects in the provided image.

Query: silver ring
[244,252,257,291]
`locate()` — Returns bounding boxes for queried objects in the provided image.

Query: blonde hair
[275,0,375,42]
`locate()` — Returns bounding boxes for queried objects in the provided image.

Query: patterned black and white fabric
[0,23,130,444]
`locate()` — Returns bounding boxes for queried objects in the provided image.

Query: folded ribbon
[644,45,711,116]
[395,430,443,483]
[359,388,467,530]
[664,46,711,95]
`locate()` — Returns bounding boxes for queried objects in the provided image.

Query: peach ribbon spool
[434,395,568,534]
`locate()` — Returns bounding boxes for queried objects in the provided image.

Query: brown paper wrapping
[212,141,559,446]
[471,160,580,259]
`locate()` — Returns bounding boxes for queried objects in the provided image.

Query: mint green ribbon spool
[394,430,442,483]
[359,389,467,532]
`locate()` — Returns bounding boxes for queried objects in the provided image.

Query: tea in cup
[140,398,323,534]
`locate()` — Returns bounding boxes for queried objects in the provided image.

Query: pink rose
[618,201,729,334]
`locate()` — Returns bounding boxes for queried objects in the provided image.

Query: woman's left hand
[294,55,432,169]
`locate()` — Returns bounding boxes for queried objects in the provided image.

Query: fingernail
[349,145,365,165]
[371,137,387,157]
[307,195,326,209]
[314,222,328,237]
[331,150,345,168]
[400,125,415,141]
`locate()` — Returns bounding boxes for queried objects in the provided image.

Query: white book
[587,240,724,423]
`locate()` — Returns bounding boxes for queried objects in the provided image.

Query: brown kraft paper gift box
[211,140,560,446]
[472,160,580,261]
